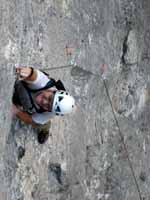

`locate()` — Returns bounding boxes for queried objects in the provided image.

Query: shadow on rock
[48,163,69,193]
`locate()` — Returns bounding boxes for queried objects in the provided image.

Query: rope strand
[28,64,143,199]
[103,79,142,200]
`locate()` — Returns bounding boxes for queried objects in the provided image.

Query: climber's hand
[16,67,33,80]
[11,104,21,118]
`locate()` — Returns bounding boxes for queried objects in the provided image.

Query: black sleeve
[55,80,66,91]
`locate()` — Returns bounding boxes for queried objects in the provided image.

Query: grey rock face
[0,0,150,200]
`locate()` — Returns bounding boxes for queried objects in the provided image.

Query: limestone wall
[0,0,150,199]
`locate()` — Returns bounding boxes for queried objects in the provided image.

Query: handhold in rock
[17,146,25,160]
[49,163,62,184]
[139,171,146,182]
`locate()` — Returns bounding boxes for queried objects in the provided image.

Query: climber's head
[52,90,75,115]
[35,89,75,115]
[35,88,56,111]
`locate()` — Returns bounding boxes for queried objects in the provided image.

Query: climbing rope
[101,77,143,200]
[43,64,143,199]
[13,63,143,199]
[41,64,76,72]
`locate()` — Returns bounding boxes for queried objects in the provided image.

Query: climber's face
[35,89,56,111]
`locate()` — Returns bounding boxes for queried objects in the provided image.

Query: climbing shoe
[37,130,49,144]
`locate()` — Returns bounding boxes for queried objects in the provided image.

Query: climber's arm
[16,67,49,89]
[12,104,36,127]
[16,67,38,82]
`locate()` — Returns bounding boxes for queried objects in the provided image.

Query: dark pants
[34,120,51,143]
[35,120,51,133]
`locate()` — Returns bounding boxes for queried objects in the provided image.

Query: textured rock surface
[0,0,150,199]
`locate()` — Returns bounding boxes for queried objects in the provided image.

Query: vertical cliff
[0,0,150,199]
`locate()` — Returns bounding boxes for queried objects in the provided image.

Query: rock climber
[12,66,75,144]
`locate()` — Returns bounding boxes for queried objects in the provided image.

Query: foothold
[128,85,135,95]
[47,6,57,17]
[49,163,62,184]
[139,171,146,182]
[17,146,25,160]
[117,109,126,114]
[23,25,27,34]
[121,33,129,64]
[71,66,92,79]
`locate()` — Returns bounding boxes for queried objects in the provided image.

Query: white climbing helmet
[52,90,75,115]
